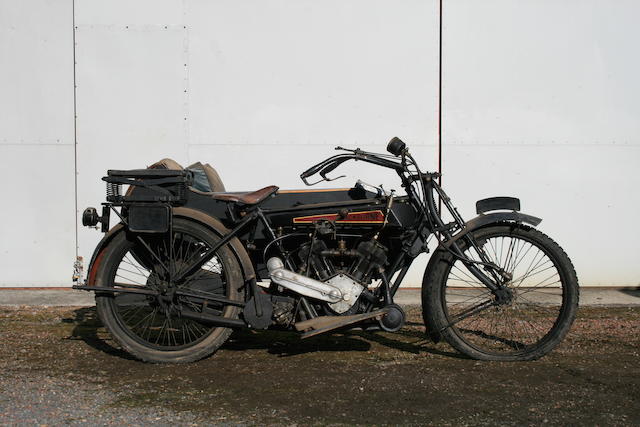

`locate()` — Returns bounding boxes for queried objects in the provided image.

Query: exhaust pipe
[267,258,342,303]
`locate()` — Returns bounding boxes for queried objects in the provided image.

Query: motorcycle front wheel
[93,218,244,363]
[422,223,579,361]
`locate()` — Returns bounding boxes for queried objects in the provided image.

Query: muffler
[266,257,342,303]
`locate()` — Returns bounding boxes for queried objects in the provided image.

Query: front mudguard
[422,210,542,342]
[442,211,542,250]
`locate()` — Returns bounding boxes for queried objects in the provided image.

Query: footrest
[295,308,390,339]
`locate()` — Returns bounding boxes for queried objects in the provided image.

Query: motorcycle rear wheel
[422,223,579,361]
[93,218,243,363]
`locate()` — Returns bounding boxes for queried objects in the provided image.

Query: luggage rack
[103,168,193,204]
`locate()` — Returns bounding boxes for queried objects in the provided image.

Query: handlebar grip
[320,161,341,177]
[300,155,345,179]
[300,163,325,179]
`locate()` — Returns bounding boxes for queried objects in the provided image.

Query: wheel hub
[493,287,514,306]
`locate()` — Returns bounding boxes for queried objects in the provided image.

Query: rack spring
[106,183,122,201]
[175,181,188,202]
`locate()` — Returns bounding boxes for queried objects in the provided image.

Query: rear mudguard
[85,207,256,294]
[85,223,124,286]
[422,210,542,342]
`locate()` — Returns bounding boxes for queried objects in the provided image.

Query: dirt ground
[0,305,638,426]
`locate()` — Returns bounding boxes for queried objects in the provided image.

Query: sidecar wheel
[422,223,579,361]
[93,218,244,363]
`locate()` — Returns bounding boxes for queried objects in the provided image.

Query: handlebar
[300,155,353,179]
[300,151,405,186]
[299,156,339,180]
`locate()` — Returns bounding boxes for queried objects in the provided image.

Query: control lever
[301,170,345,186]
[335,146,360,154]
[319,162,346,183]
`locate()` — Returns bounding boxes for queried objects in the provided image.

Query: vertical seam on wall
[437,0,443,212]
[72,0,79,257]
[182,0,190,163]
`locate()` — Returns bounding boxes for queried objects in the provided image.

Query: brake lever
[301,176,324,186]
[335,146,360,154]
[302,173,346,186]
[320,172,346,182]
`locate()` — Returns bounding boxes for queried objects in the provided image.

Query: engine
[267,220,388,314]
[296,238,387,284]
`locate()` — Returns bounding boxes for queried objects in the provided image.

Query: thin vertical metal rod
[437,0,443,213]
[72,0,79,256]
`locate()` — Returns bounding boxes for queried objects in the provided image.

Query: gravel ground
[0,305,639,426]
[0,372,201,426]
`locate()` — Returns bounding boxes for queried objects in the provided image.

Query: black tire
[422,223,579,361]
[93,218,244,363]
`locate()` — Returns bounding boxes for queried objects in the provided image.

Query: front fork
[424,177,510,298]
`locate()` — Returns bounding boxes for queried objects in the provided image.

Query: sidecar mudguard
[84,207,256,290]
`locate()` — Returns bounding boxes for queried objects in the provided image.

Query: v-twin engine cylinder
[266,257,364,314]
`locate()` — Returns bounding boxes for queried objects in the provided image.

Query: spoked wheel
[93,218,244,363]
[423,224,579,361]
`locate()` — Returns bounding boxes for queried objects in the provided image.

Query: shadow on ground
[63,307,462,360]
[619,288,640,299]
[63,307,136,361]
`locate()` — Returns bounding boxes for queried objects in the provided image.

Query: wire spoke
[108,224,232,350]
[444,231,567,356]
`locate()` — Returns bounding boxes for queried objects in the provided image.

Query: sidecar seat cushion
[211,185,279,205]
[203,163,225,192]
[186,162,226,192]
[148,158,184,170]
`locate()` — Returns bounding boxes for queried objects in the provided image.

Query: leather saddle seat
[209,186,279,205]
[149,158,278,205]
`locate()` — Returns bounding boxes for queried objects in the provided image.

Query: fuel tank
[260,187,418,232]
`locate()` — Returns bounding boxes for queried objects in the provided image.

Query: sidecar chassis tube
[72,285,246,308]
[179,309,246,328]
[173,289,246,307]
[73,285,159,296]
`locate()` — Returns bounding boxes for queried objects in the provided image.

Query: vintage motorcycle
[74,137,579,363]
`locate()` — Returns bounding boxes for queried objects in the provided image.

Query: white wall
[0,0,638,287]
[442,0,640,286]
[0,0,75,286]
